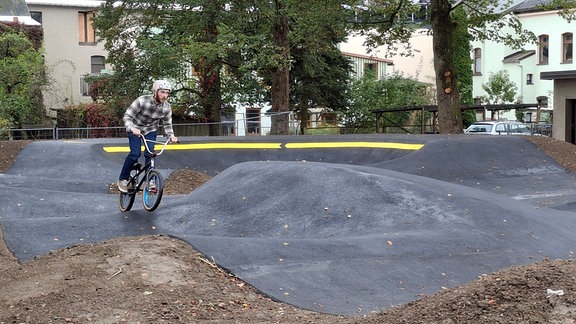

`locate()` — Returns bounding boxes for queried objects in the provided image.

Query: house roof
[26,0,104,8]
[0,0,40,25]
[510,0,556,13]
[541,70,576,80]
[0,0,105,26]
[502,50,536,63]
[341,52,394,65]
[0,15,40,25]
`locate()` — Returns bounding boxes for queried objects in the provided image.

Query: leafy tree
[223,0,354,135]
[481,70,518,104]
[93,0,355,136]
[93,0,230,135]
[290,47,352,135]
[481,70,517,120]
[268,0,290,135]
[0,32,46,132]
[343,72,430,133]
[288,8,353,135]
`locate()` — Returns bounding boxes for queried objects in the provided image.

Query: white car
[464,121,532,135]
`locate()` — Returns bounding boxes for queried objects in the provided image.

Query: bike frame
[118,134,174,212]
[127,135,171,193]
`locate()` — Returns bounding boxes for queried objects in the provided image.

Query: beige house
[26,0,107,117]
[298,52,394,130]
[341,51,393,81]
[339,30,435,85]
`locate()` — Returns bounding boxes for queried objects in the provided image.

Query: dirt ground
[2,136,576,323]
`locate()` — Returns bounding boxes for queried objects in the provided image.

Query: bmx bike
[118,134,174,212]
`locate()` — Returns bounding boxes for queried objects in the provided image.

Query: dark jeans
[119,131,156,181]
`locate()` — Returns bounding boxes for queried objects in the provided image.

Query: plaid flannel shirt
[123,94,174,137]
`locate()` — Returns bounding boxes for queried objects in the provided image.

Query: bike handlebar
[139,134,175,156]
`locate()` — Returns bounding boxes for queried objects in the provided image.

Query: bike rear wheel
[118,178,137,212]
[142,169,164,212]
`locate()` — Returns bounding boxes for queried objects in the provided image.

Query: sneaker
[148,179,156,190]
[117,179,129,193]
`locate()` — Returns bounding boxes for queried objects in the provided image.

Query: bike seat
[132,162,143,171]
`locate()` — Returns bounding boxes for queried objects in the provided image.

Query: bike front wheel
[118,178,137,212]
[142,169,164,212]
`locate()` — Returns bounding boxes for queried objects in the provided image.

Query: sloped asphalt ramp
[2,134,576,315]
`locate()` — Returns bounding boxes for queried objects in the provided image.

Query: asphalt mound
[157,160,576,314]
[2,135,576,315]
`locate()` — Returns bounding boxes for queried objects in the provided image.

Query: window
[320,113,338,126]
[364,62,377,75]
[246,108,261,135]
[539,35,549,64]
[526,73,533,85]
[495,123,507,133]
[30,11,42,24]
[563,32,573,63]
[78,11,96,44]
[80,77,90,96]
[473,48,481,75]
[91,55,105,74]
[220,109,235,136]
[81,56,106,96]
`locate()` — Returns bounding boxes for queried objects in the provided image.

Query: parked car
[464,121,532,135]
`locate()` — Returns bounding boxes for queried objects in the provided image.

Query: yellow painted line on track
[285,142,424,150]
[102,141,424,153]
[171,143,282,150]
[103,142,282,153]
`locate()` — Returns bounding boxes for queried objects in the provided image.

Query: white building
[471,0,561,124]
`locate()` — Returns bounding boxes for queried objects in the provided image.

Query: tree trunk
[299,105,308,135]
[202,68,222,136]
[200,9,222,137]
[430,0,463,134]
[270,3,290,135]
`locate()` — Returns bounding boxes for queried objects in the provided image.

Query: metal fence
[0,123,258,140]
[0,121,553,141]
[529,123,553,136]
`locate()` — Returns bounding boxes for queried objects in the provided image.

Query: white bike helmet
[152,79,172,93]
